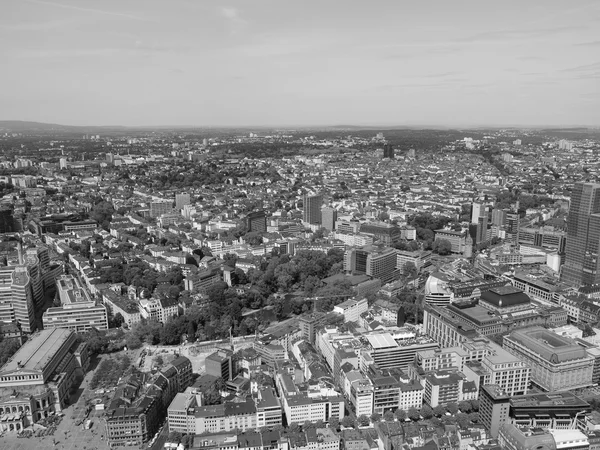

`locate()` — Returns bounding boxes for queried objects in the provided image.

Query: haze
[1,0,599,127]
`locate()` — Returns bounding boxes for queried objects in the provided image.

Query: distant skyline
[1,0,599,127]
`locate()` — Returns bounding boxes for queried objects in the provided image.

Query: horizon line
[1,119,599,131]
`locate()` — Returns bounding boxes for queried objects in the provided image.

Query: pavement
[0,354,115,450]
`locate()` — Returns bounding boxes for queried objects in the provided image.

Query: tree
[154,355,164,367]
[403,262,418,280]
[328,416,340,431]
[468,412,479,423]
[383,411,395,422]
[470,399,479,411]
[430,417,443,428]
[288,423,300,433]
[433,405,445,417]
[341,416,355,428]
[167,431,182,443]
[420,405,433,419]
[303,420,316,430]
[358,415,371,427]
[433,238,452,255]
[459,401,472,413]
[456,413,470,429]
[408,406,420,421]
[395,409,407,421]
[446,402,459,414]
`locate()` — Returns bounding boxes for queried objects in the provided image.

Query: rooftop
[0,328,73,375]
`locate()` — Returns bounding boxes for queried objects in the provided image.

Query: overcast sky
[1,0,599,127]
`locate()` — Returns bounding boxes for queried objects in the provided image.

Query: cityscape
[1,2,600,450]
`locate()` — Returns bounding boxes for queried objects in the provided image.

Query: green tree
[470,400,479,411]
[395,409,407,421]
[459,401,472,413]
[408,406,420,421]
[383,410,395,422]
[433,405,445,417]
[420,405,433,419]
[358,415,371,427]
[447,402,459,414]
[328,416,340,431]
[341,416,355,428]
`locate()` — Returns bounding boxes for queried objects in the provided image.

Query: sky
[1,0,599,127]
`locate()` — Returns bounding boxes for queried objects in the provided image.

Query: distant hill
[0,120,130,134]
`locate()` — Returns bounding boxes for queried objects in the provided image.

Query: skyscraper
[303,193,322,225]
[476,206,489,245]
[561,182,600,286]
[321,206,337,231]
[383,144,394,159]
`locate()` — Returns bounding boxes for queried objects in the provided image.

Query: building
[344,245,398,284]
[333,298,368,324]
[175,193,191,210]
[206,350,233,381]
[434,229,469,254]
[359,222,401,246]
[479,385,512,438]
[0,265,37,333]
[303,194,322,225]
[503,327,594,391]
[247,210,267,233]
[383,144,394,159]
[498,424,558,450]
[0,329,88,430]
[396,250,432,274]
[150,200,173,218]
[462,339,530,396]
[359,329,438,372]
[562,182,600,287]
[42,275,108,332]
[322,207,337,232]
[105,357,192,447]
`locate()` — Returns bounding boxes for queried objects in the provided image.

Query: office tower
[562,182,600,286]
[303,193,322,225]
[321,206,337,231]
[175,193,191,210]
[383,144,394,159]
[246,210,267,233]
[491,208,507,227]
[59,157,68,170]
[0,266,36,333]
[476,206,489,245]
[471,202,482,224]
[506,211,520,244]
[106,152,114,163]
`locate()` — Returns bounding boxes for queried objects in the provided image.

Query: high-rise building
[175,193,191,210]
[491,208,507,227]
[59,158,68,170]
[476,206,489,245]
[321,207,337,231]
[471,203,483,224]
[0,265,36,333]
[303,193,322,225]
[506,211,521,244]
[246,210,267,233]
[562,182,600,287]
[383,144,394,159]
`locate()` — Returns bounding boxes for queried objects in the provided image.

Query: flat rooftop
[0,328,72,375]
